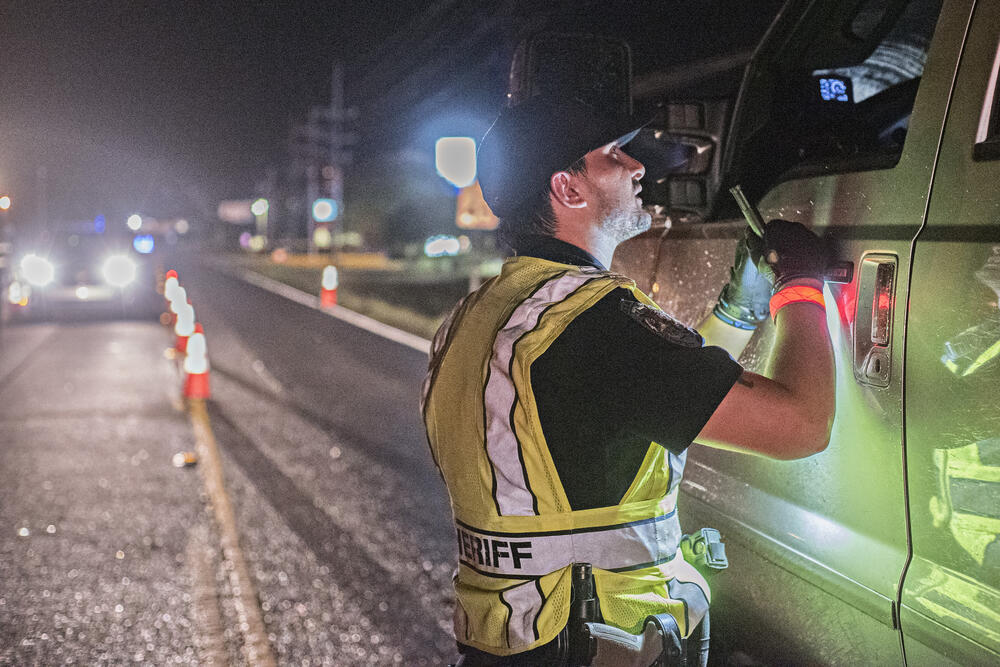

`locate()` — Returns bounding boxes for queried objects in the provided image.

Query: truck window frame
[972,39,1000,161]
[729,0,943,204]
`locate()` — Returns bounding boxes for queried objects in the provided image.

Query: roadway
[0,252,455,665]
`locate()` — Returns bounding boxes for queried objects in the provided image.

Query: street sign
[455,182,498,230]
[217,200,254,224]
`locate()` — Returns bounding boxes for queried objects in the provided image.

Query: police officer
[420,94,835,664]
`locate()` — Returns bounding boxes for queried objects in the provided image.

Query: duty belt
[455,511,681,578]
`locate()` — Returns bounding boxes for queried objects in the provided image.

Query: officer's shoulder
[583,287,705,349]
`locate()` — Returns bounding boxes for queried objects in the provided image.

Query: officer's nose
[624,151,645,181]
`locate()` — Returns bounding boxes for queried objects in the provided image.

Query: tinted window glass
[740,0,943,191]
[798,0,941,167]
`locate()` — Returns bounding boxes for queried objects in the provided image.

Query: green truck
[611,0,1000,663]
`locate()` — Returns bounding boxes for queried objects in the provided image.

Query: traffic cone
[162,271,181,327]
[320,265,338,308]
[183,324,210,399]
[163,270,179,299]
[174,302,195,353]
[168,285,187,312]
[166,285,188,327]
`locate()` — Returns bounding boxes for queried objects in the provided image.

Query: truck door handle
[854,254,897,387]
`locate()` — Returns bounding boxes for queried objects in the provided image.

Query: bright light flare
[76,286,90,300]
[127,214,143,231]
[313,226,332,249]
[251,199,269,216]
[20,254,55,286]
[102,255,137,287]
[312,198,338,222]
[133,234,155,254]
[7,281,29,306]
[435,137,477,188]
[0,196,11,210]
[424,235,461,257]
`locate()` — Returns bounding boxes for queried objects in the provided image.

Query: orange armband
[769,285,825,321]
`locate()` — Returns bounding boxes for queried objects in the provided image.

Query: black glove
[759,219,827,290]
[712,226,772,329]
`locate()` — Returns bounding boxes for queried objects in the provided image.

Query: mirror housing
[629,99,731,221]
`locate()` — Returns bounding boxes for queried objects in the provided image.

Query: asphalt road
[0,252,456,665]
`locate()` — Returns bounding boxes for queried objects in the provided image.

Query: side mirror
[628,99,731,221]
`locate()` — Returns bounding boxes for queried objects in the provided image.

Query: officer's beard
[596,191,652,244]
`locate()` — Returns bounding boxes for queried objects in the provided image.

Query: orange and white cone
[320,265,338,308]
[163,270,179,300]
[183,323,211,399]
[162,271,181,327]
[167,285,188,327]
[174,302,195,353]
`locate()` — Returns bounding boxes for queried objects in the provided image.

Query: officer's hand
[759,219,827,289]
[712,226,772,329]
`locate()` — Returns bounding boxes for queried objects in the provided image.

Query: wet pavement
[0,323,213,664]
[0,257,456,665]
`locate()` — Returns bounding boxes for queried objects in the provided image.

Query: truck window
[973,39,1000,161]
[744,0,943,189]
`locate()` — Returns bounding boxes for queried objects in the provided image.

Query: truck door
[902,0,1000,662]
[613,0,968,662]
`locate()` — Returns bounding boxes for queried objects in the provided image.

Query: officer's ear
[550,170,587,210]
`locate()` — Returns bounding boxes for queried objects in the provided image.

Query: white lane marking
[251,358,286,396]
[230,267,432,354]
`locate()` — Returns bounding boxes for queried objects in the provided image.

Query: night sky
[0,0,431,226]
[0,1,781,232]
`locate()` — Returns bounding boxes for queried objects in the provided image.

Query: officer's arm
[694,294,835,460]
[696,312,754,359]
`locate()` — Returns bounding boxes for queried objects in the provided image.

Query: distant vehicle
[5,231,162,321]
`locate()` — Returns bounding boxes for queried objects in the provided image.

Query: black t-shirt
[520,237,743,510]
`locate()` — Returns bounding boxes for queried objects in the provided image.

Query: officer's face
[581,142,651,242]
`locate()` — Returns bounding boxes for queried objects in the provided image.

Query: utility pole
[290,62,356,253]
[37,166,48,230]
[328,62,345,207]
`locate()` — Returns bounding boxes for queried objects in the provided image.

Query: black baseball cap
[477,95,647,218]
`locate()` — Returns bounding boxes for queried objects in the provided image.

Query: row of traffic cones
[163,270,210,399]
[159,262,339,398]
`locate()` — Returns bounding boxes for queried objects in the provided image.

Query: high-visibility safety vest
[421,256,710,656]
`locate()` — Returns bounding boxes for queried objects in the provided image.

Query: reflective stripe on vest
[484,269,602,516]
[456,510,680,578]
[500,580,545,647]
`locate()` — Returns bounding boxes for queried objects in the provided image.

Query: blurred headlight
[102,255,137,287]
[7,280,30,306]
[21,254,55,286]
